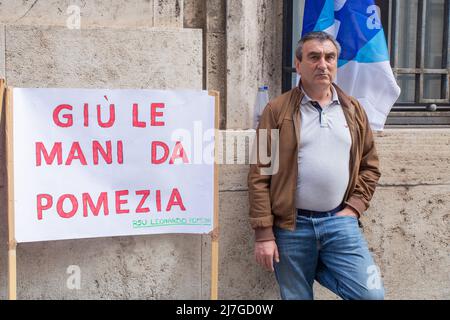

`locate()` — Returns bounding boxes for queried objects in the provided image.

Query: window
[283,0,450,126]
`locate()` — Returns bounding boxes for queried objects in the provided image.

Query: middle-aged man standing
[248,31,385,300]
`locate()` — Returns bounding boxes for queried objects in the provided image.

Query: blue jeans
[273,209,385,300]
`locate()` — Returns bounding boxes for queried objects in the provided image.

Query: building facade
[0,0,448,299]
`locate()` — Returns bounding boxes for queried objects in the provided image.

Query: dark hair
[295,31,341,61]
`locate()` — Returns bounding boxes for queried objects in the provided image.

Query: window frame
[282,0,450,126]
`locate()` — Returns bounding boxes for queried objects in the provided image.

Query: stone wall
[0,0,448,300]
[0,0,204,300]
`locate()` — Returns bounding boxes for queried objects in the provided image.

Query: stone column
[226,0,283,130]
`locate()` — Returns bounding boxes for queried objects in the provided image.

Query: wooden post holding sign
[5,86,220,300]
[0,79,3,120]
[209,90,220,301]
[2,81,17,300]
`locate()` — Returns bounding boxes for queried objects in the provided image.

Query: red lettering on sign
[169,141,189,164]
[151,103,165,126]
[36,142,63,166]
[115,190,129,214]
[93,141,112,164]
[132,103,146,128]
[82,192,109,217]
[151,141,169,164]
[83,103,89,127]
[37,194,53,220]
[97,104,115,128]
[66,142,87,165]
[166,188,186,211]
[56,194,78,219]
[37,141,123,166]
[53,104,73,127]
[35,188,186,220]
[156,189,162,212]
[135,190,150,213]
[117,141,123,164]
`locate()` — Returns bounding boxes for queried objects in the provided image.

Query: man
[248,31,384,300]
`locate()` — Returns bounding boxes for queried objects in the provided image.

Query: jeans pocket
[332,215,360,232]
[334,214,358,220]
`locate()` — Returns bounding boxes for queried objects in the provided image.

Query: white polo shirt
[295,86,352,211]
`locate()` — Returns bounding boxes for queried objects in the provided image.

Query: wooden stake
[6,86,17,300]
[0,79,4,123]
[208,90,220,300]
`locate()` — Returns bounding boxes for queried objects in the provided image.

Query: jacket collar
[292,81,356,133]
[294,82,355,116]
[299,84,340,106]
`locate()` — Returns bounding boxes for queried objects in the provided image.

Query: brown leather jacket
[248,84,381,242]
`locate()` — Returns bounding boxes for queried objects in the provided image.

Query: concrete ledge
[375,129,450,185]
[0,1,154,28]
[217,128,450,192]
[5,25,202,89]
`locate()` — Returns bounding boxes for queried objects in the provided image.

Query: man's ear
[294,57,302,76]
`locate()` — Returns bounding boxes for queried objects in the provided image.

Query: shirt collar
[300,84,340,106]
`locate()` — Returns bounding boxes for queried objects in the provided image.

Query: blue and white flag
[302,0,401,130]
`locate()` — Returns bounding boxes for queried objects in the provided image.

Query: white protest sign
[13,88,215,243]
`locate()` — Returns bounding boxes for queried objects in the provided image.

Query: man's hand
[336,205,359,218]
[255,240,280,272]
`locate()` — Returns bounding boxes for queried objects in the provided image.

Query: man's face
[295,39,338,88]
